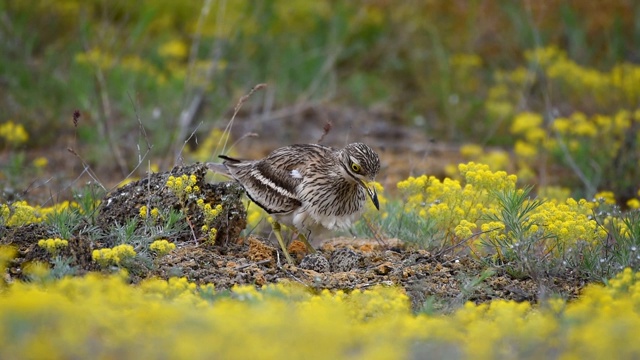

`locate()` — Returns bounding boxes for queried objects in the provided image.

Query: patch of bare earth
[3,226,585,312]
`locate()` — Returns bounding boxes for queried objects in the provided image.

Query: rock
[374,262,394,275]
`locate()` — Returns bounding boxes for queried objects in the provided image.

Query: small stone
[299,253,330,273]
[375,262,394,275]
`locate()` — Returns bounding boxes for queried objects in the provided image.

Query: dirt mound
[97,163,247,245]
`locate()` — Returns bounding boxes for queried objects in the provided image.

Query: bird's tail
[206,162,231,177]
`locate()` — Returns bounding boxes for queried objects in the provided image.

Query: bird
[207,142,380,264]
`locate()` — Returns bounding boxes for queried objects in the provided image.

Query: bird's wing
[219,153,302,214]
[220,144,335,214]
[263,144,334,171]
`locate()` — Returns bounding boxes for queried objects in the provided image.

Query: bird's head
[341,143,381,210]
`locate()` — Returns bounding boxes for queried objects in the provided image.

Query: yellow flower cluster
[166,174,200,202]
[526,46,640,105]
[1,201,42,226]
[138,205,160,220]
[75,49,169,85]
[158,39,188,60]
[485,67,532,122]
[526,198,606,248]
[593,191,617,205]
[196,199,222,244]
[398,163,515,243]
[246,203,268,229]
[479,221,507,243]
[506,108,639,184]
[196,199,222,223]
[1,201,81,227]
[455,144,511,178]
[0,246,17,275]
[459,162,517,192]
[37,238,69,255]
[552,110,637,157]
[537,186,572,203]
[484,46,640,188]
[149,239,176,257]
[2,265,640,358]
[399,162,606,253]
[32,156,48,169]
[626,189,640,209]
[92,244,137,268]
[507,111,554,181]
[200,225,218,244]
[511,112,547,160]
[0,120,28,146]
[454,219,478,239]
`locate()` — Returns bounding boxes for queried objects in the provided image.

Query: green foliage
[72,183,104,224]
[106,207,185,255]
[45,207,83,240]
[49,256,78,279]
[572,207,640,282]
[352,200,441,250]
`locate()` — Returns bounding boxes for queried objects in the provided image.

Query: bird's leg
[270,220,294,264]
[297,229,316,253]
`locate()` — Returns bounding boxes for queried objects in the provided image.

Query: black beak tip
[372,192,380,210]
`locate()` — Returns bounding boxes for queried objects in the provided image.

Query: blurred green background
[2,0,640,203]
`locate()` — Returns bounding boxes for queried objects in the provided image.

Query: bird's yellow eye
[351,163,361,172]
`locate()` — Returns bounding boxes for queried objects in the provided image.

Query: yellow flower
[454,220,477,238]
[511,112,543,135]
[92,244,136,267]
[33,157,48,168]
[514,140,538,159]
[150,239,176,257]
[139,205,148,219]
[37,238,69,255]
[460,144,484,159]
[552,117,571,134]
[0,121,28,146]
[158,39,188,59]
[594,191,616,205]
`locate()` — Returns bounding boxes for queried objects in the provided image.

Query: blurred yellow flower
[158,39,188,59]
[594,191,616,205]
[460,143,484,159]
[626,198,640,209]
[32,156,48,168]
[511,112,543,135]
[0,121,28,146]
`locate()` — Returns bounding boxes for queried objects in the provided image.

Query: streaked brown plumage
[207,143,380,264]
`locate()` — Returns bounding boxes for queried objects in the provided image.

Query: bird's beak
[363,181,379,210]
